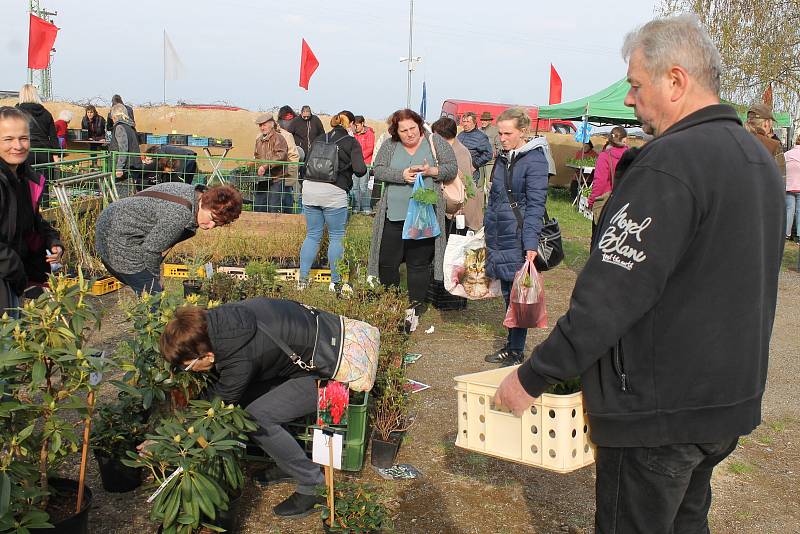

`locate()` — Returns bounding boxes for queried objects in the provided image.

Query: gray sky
[1,0,657,119]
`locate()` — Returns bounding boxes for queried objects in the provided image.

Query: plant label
[312,429,342,470]
[147,466,183,503]
[204,262,214,279]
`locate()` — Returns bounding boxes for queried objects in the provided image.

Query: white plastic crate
[454,366,594,473]
[217,266,247,280]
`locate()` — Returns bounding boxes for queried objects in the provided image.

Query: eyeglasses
[183,358,200,371]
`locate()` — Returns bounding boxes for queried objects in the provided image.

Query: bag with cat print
[443,229,502,300]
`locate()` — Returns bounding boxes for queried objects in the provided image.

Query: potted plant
[113,291,211,415]
[90,394,148,493]
[0,273,111,533]
[317,481,392,533]
[370,367,413,468]
[125,399,257,534]
[182,256,210,297]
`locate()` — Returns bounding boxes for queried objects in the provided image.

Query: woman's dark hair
[111,94,123,105]
[431,117,457,140]
[584,140,594,150]
[0,106,30,124]
[200,185,243,225]
[159,307,212,365]
[354,115,365,125]
[388,109,425,142]
[85,104,98,115]
[278,105,295,120]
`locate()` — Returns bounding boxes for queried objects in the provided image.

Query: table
[565,163,595,206]
[201,146,234,184]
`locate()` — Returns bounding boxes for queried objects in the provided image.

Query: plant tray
[217,266,247,280]
[310,268,331,283]
[146,134,168,145]
[168,134,189,145]
[136,132,152,144]
[188,136,209,147]
[252,391,369,472]
[162,263,207,279]
[454,366,595,474]
[65,275,122,296]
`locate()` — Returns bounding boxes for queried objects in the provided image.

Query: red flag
[299,39,319,90]
[763,83,774,108]
[28,14,59,69]
[549,64,562,105]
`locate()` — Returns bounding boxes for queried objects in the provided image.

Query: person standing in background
[253,113,289,213]
[479,111,500,185]
[353,116,375,214]
[54,110,73,150]
[15,84,59,167]
[457,112,492,184]
[785,135,800,242]
[106,94,135,131]
[287,105,325,177]
[588,127,628,236]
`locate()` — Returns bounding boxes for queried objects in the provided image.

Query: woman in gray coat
[367,109,457,323]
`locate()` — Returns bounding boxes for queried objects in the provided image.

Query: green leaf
[0,472,10,516]
[31,360,46,385]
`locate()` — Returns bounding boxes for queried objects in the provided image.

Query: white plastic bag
[443,228,502,300]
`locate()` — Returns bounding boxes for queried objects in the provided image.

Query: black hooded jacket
[203,298,342,404]
[517,105,784,447]
[0,160,61,309]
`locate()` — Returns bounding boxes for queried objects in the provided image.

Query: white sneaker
[404,308,419,333]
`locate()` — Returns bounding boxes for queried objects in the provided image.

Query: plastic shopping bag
[402,173,441,240]
[503,260,547,329]
[444,229,502,300]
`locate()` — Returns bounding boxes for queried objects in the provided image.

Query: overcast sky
[1,0,657,119]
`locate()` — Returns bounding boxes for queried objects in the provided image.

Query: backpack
[428,135,466,216]
[305,131,345,183]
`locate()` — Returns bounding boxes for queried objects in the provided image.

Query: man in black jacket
[0,106,63,314]
[495,15,784,533]
[159,298,343,519]
[287,105,325,176]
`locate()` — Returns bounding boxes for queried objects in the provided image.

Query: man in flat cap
[746,103,786,179]
[254,113,290,213]
[479,111,500,185]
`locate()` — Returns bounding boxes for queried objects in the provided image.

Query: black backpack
[305,131,345,183]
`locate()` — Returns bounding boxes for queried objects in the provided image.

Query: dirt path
[76,267,799,533]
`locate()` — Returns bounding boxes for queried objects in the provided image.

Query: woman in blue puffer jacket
[483,107,549,366]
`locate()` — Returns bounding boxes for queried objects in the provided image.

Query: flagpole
[406,0,413,108]
[163,29,166,104]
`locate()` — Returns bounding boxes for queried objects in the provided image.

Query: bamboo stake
[76,390,94,513]
[326,432,335,527]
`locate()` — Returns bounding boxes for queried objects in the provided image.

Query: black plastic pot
[94,451,143,493]
[183,279,203,297]
[29,478,92,534]
[370,434,401,468]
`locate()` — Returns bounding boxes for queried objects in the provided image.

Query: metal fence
[31,148,380,214]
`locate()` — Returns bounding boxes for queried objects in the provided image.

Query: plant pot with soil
[370,367,413,469]
[90,394,148,492]
[0,274,112,533]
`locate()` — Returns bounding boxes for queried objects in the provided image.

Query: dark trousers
[378,219,435,306]
[594,437,739,534]
[102,261,162,295]
[245,375,324,495]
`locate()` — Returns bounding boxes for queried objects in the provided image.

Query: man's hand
[526,250,538,263]
[46,246,63,264]
[494,367,538,417]
[136,439,156,456]
[257,165,266,177]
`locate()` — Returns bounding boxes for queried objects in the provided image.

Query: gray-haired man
[495,14,784,533]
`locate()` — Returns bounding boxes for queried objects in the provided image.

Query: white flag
[164,30,185,81]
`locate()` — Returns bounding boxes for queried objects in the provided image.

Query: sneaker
[500,352,525,367]
[272,491,323,518]
[485,347,523,364]
[404,308,419,333]
[253,465,293,487]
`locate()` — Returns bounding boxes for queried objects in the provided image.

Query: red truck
[440,99,575,134]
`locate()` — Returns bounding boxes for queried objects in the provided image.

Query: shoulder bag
[429,135,466,216]
[502,154,564,272]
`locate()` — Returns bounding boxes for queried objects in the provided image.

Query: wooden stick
[327,432,335,527]
[76,390,94,513]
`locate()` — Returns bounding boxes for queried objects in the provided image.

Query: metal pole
[406,0,414,109]
[163,30,167,104]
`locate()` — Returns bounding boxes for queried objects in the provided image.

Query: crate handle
[489,399,516,416]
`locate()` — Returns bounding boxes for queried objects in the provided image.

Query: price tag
[89,351,106,386]
[312,429,342,470]
[147,466,184,503]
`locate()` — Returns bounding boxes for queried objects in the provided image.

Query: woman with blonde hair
[298,113,367,293]
[15,84,59,167]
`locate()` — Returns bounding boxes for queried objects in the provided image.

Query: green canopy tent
[537,77,791,128]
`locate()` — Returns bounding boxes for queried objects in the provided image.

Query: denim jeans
[594,437,738,534]
[300,205,348,283]
[787,191,800,238]
[500,279,528,352]
[351,174,371,212]
[103,262,162,295]
[254,180,294,213]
